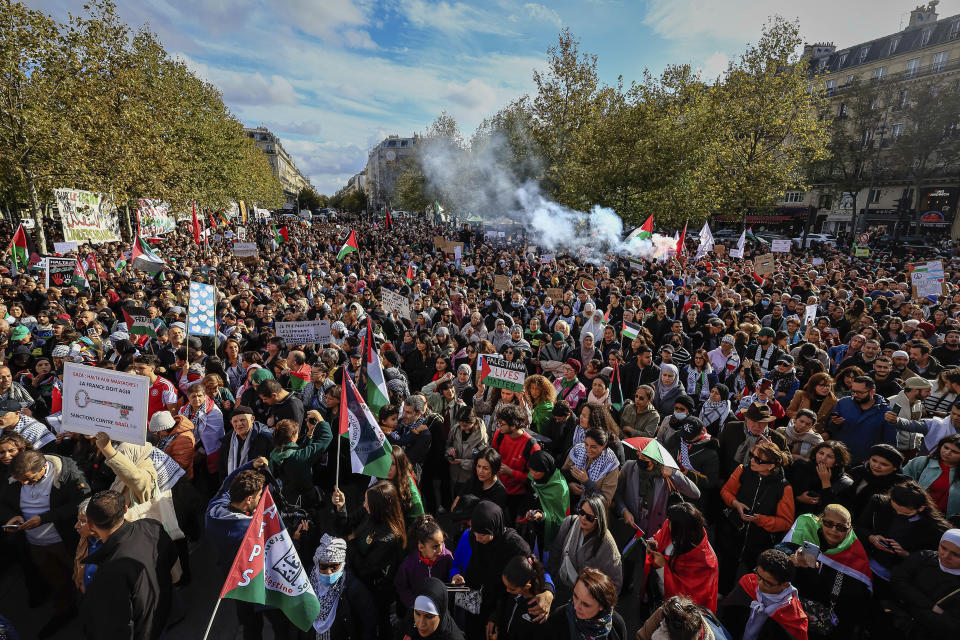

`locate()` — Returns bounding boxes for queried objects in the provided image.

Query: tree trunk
[123,202,133,241]
[25,169,47,254]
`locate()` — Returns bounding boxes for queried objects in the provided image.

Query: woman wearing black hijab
[450,501,553,637]
[402,577,465,640]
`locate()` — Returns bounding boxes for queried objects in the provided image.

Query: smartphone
[877,539,893,550]
[801,541,820,567]
[742,507,754,517]
[445,583,471,593]
[1,524,20,531]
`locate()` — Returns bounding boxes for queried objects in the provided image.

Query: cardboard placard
[546,287,564,300]
[54,241,78,255]
[494,275,512,291]
[61,363,149,445]
[540,253,555,264]
[381,288,410,320]
[910,261,947,298]
[275,320,331,346]
[478,354,526,392]
[433,236,446,249]
[770,239,792,253]
[754,253,775,275]
[579,278,597,292]
[233,242,258,258]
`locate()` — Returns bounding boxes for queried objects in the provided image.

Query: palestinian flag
[363,315,389,416]
[123,305,157,338]
[9,223,35,276]
[405,263,415,285]
[72,258,90,289]
[435,201,444,214]
[783,513,872,590]
[337,229,358,261]
[338,373,392,478]
[611,359,625,411]
[272,224,288,245]
[81,253,105,278]
[625,215,654,243]
[622,320,641,341]
[131,235,166,274]
[115,258,127,273]
[676,222,687,256]
[384,209,393,231]
[218,486,321,631]
[746,227,760,243]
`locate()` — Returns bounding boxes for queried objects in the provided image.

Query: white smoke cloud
[417,128,677,262]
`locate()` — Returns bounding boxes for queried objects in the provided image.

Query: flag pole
[200,598,222,640]
[185,286,191,367]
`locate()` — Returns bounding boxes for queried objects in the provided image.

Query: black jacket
[217,422,274,479]
[891,550,960,635]
[620,362,661,397]
[0,453,90,549]
[82,519,176,640]
[537,604,627,640]
[855,494,949,574]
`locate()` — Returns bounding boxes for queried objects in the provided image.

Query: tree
[810,77,892,240]
[888,81,960,236]
[298,186,323,211]
[705,17,830,218]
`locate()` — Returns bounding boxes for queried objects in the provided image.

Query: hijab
[465,502,530,591]
[941,529,960,576]
[452,364,474,398]
[699,383,730,430]
[407,578,464,640]
[656,364,680,397]
[580,332,596,363]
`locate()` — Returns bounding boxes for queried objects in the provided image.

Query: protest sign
[463,265,476,274]
[854,247,869,257]
[275,320,331,346]
[232,242,258,258]
[754,253,776,275]
[135,199,176,237]
[478,354,526,392]
[188,281,217,337]
[381,288,410,320]
[433,236,446,249]
[62,363,148,445]
[540,253,555,264]
[494,275,512,291]
[579,278,597,292]
[911,261,946,298]
[237,227,247,240]
[803,304,818,326]
[729,247,743,259]
[629,260,644,271]
[45,257,76,288]
[771,239,792,253]
[546,287,564,300]
[54,241,78,255]
[812,257,823,265]
[54,188,121,244]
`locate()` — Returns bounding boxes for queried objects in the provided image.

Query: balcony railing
[821,56,960,95]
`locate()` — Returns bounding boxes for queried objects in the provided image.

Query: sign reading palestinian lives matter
[770,239,792,253]
[232,242,258,258]
[135,199,177,237]
[754,253,776,275]
[478,354,526,392]
[54,188,122,244]
[494,275,512,291]
[61,362,149,445]
[275,320,331,346]
[381,288,410,319]
[45,257,76,288]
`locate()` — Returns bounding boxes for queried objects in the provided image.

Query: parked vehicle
[792,233,836,248]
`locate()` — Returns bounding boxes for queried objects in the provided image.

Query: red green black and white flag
[338,372,392,477]
[337,230,358,261]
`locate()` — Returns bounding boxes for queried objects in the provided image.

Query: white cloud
[179,56,298,105]
[698,51,729,81]
[524,3,563,28]
[445,78,499,110]
[399,0,504,35]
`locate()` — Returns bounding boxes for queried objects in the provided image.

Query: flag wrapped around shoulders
[338,373,392,477]
[645,522,719,611]
[218,486,321,631]
[782,513,873,590]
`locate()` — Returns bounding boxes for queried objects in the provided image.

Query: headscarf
[941,529,960,576]
[453,364,473,398]
[408,578,464,639]
[309,534,348,636]
[568,442,619,483]
[580,331,595,363]
[699,383,731,431]
[656,364,680,397]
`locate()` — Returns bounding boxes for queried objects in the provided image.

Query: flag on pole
[131,236,166,274]
[115,253,129,273]
[746,227,759,243]
[621,320,641,341]
[239,200,247,225]
[338,374,392,477]
[384,209,393,231]
[9,223,34,276]
[405,263,415,285]
[209,212,218,228]
[675,222,687,256]
[625,215,653,243]
[217,486,321,631]
[363,316,389,416]
[337,230,358,261]
[695,221,714,260]
[611,359,625,411]
[192,202,201,244]
[730,228,747,259]
[80,253,104,278]
[72,258,90,289]
[217,210,229,226]
[272,224,288,244]
[435,201,444,214]
[188,281,217,337]
[123,306,157,338]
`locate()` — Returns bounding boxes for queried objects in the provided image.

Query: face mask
[316,568,343,585]
[673,411,688,421]
[762,300,770,307]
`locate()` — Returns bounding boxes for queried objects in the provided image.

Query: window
[891,123,904,139]
[846,74,855,85]
[862,129,874,148]
[900,188,914,206]
[889,36,902,54]
[868,189,882,204]
[871,96,881,110]
[825,78,836,94]
[874,66,886,79]
[951,20,960,39]
[819,194,833,209]
[783,191,804,203]
[858,46,870,63]
[838,52,848,67]
[920,28,932,47]
[905,58,920,78]
[838,102,848,118]
[934,51,948,72]
[898,89,909,108]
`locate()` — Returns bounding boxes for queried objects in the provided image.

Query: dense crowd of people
[1,212,960,640]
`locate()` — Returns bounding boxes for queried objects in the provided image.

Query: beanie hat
[565,358,582,375]
[674,394,696,412]
[868,443,904,468]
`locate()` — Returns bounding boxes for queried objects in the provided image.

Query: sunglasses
[751,454,773,465]
[316,562,342,572]
[577,507,597,523]
[820,519,850,533]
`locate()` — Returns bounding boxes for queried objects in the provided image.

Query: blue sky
[31,0,958,196]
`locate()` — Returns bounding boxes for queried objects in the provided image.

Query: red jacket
[492,429,540,495]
